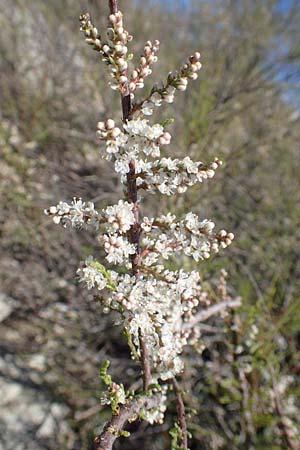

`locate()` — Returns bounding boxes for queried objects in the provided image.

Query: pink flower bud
[111,128,121,138]
[144,46,152,56]
[140,56,147,66]
[109,14,117,24]
[141,67,149,77]
[129,81,136,92]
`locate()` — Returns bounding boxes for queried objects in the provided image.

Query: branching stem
[93,393,161,450]
[183,298,241,330]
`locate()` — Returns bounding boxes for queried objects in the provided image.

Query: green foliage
[170,423,190,450]
[100,360,112,387]
[90,260,117,291]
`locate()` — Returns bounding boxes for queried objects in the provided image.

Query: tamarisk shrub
[44,2,239,449]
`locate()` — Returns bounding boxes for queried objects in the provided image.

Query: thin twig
[93,393,161,450]
[172,378,188,449]
[183,298,242,330]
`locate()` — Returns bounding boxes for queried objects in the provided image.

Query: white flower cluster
[80,11,201,103]
[78,261,207,380]
[143,385,168,424]
[96,117,221,195]
[141,52,202,116]
[97,118,171,162]
[44,198,99,228]
[140,211,234,263]
[77,256,108,290]
[45,198,135,232]
[100,382,126,407]
[115,269,204,380]
[139,156,222,195]
[47,8,235,420]
[103,199,135,233]
[79,11,133,95]
[99,234,136,265]
[129,40,160,93]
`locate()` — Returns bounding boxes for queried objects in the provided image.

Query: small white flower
[77,257,107,290]
[104,200,135,233]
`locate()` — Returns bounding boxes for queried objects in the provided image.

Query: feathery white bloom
[100,234,136,265]
[44,198,99,228]
[77,256,107,290]
[104,200,135,233]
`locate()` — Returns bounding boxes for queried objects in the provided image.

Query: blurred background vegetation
[0,0,300,449]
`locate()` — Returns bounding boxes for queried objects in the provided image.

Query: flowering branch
[93,392,161,450]
[45,2,237,449]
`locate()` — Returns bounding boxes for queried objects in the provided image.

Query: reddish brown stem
[172,378,188,449]
[183,298,242,330]
[109,0,118,14]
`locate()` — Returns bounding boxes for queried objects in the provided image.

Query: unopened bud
[119,75,128,84]
[131,70,138,80]
[97,121,105,130]
[109,14,117,24]
[140,56,147,66]
[129,81,136,92]
[105,119,115,130]
[111,127,121,138]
